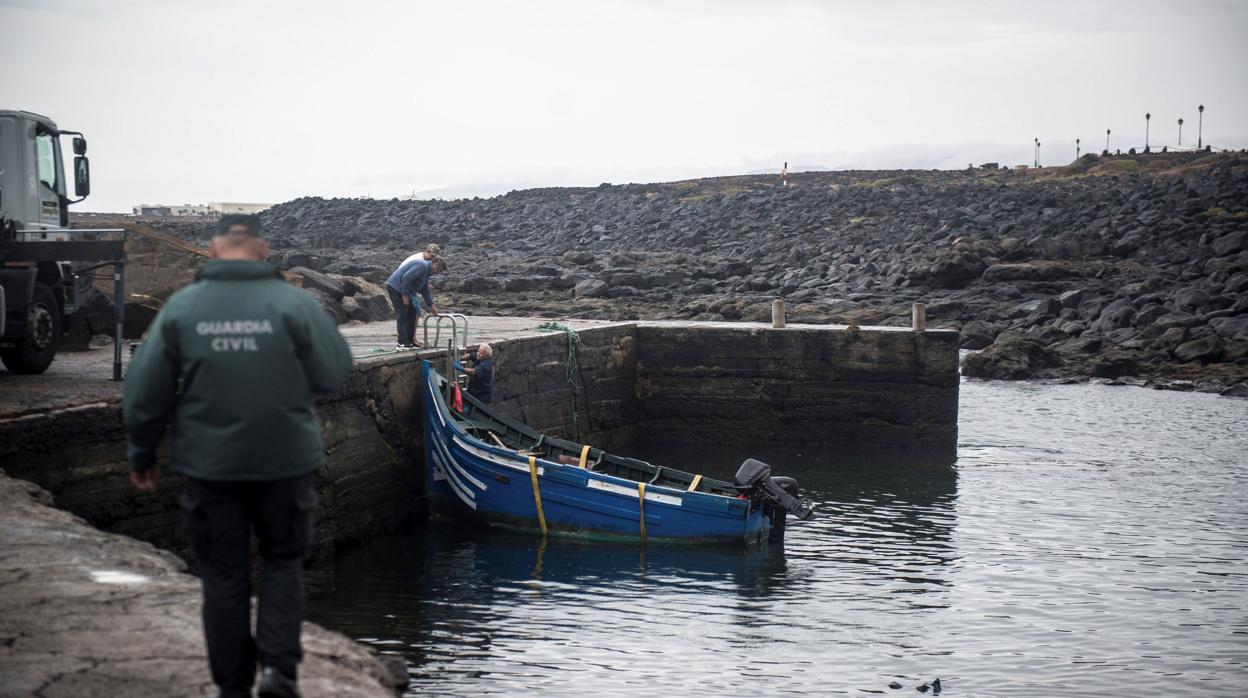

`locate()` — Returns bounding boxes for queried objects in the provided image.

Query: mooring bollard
[772,299,786,328]
[912,302,926,332]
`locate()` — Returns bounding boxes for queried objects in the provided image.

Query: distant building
[132,203,213,217]
[133,202,275,217]
[208,202,273,215]
[978,162,999,170]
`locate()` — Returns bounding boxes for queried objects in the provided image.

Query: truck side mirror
[74,156,90,197]
[73,137,87,155]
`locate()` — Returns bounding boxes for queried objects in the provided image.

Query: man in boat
[385,251,448,350]
[455,343,494,416]
[123,214,353,698]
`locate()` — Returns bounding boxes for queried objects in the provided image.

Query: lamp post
[1145,112,1151,152]
[1034,137,1039,167]
[1106,128,1111,153]
[1178,118,1184,146]
[1198,104,1205,149]
[1076,138,1081,159]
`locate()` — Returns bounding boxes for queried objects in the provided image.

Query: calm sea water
[306,381,1248,696]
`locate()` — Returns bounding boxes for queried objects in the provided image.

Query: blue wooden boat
[421,360,813,544]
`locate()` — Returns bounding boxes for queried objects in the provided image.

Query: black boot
[258,666,300,698]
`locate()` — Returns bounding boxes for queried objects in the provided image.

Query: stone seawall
[635,324,960,463]
[487,324,639,450]
[0,357,429,559]
[0,321,959,557]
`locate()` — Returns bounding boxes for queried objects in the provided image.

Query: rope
[528,456,548,536]
[536,321,584,438]
[637,482,648,542]
[350,346,403,360]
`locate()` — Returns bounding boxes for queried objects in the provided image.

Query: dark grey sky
[3,0,1245,211]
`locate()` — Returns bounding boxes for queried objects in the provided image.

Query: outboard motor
[734,458,815,542]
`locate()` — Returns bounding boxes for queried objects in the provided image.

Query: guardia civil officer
[124,214,352,698]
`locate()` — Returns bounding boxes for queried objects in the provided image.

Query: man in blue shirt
[385,254,447,349]
[455,343,494,416]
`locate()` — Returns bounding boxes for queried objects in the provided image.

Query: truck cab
[1,109,122,375]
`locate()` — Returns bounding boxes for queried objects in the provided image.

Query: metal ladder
[422,313,469,352]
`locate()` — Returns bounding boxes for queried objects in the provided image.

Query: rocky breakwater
[125,151,1248,394]
[67,221,395,336]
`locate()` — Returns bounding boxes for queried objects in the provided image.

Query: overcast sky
[3,0,1245,211]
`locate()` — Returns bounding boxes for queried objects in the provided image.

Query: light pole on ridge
[1198,104,1205,149]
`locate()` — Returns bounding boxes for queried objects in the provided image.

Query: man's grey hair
[477,343,493,358]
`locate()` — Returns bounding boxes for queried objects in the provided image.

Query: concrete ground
[0,315,626,418]
[0,469,403,698]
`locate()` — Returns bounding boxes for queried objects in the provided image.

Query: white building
[132,203,213,217]
[208,202,273,215]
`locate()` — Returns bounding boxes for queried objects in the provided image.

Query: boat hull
[422,361,770,544]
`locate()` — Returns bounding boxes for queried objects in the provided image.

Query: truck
[0,110,126,376]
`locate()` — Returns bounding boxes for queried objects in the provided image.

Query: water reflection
[633,441,962,594]
[309,443,963,694]
[307,382,1248,696]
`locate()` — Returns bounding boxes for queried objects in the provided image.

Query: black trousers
[386,285,417,345]
[180,473,317,695]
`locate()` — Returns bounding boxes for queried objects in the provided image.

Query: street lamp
[1145,112,1151,152]
[1198,104,1205,149]
[1106,128,1111,153]
[1076,138,1081,159]
[1034,137,1039,167]
[1178,118,1184,146]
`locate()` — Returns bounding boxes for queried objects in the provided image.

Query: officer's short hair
[218,214,263,238]
[431,255,448,271]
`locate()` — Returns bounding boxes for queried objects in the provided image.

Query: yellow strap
[637,482,647,542]
[687,474,703,492]
[579,444,591,468]
[528,456,548,536]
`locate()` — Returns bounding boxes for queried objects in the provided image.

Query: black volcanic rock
[83,151,1248,393]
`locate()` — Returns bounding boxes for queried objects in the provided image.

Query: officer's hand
[401,295,410,306]
[130,467,160,493]
[430,305,440,316]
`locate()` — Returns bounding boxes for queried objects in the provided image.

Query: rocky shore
[0,469,405,697]
[82,151,1248,395]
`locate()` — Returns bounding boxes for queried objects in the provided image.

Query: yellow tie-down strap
[638,482,648,542]
[529,456,548,536]
[687,474,703,492]
[579,444,591,469]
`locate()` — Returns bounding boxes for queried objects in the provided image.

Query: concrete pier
[1,317,959,555]
[0,316,958,694]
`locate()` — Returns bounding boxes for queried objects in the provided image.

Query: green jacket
[123,260,353,481]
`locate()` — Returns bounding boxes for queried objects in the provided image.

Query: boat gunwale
[423,361,744,504]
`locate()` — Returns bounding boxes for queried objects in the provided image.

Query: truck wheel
[0,282,61,374]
